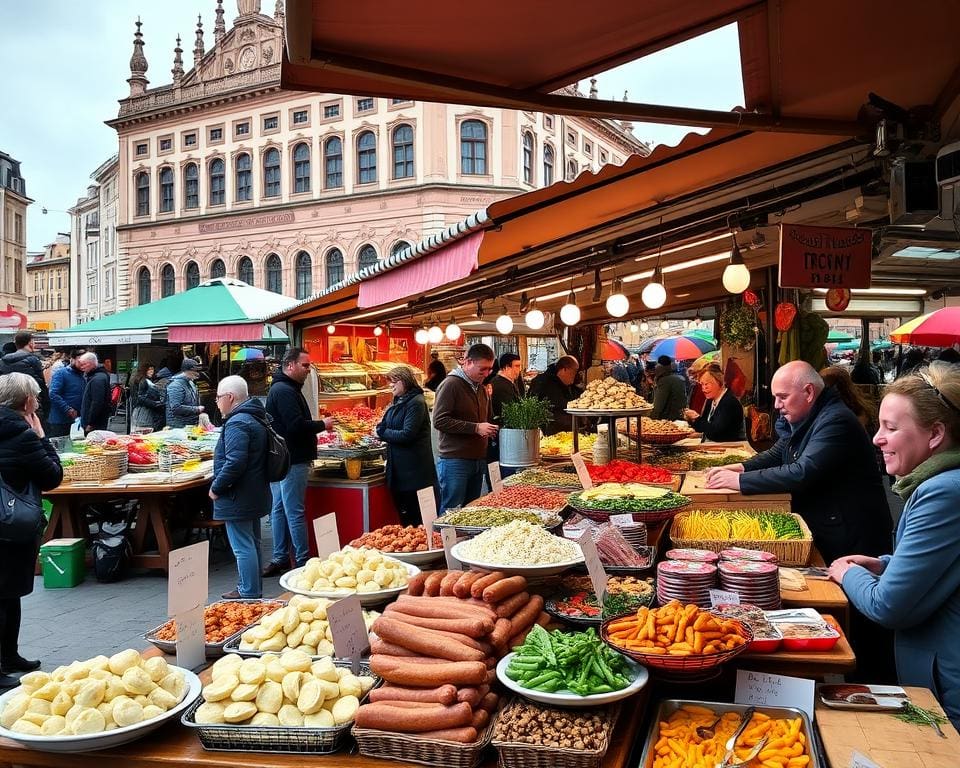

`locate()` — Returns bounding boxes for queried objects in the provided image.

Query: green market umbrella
[827,329,854,342]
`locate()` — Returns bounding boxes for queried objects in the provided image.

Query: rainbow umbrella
[890,307,960,346]
[650,334,716,361]
[601,337,630,361]
[683,328,717,345]
[232,347,265,362]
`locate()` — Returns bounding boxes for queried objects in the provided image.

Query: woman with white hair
[0,372,63,689]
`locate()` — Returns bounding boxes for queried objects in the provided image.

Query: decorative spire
[193,15,205,66]
[620,90,634,132]
[172,35,184,84]
[237,0,262,16]
[589,78,598,99]
[622,89,629,102]
[127,17,149,97]
[274,0,284,22]
[214,0,226,43]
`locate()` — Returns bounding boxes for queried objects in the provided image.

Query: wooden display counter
[306,470,400,551]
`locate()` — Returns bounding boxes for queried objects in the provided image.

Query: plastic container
[780,623,840,652]
[39,538,86,589]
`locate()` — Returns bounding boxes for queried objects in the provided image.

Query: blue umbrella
[649,335,717,361]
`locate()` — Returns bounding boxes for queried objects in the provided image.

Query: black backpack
[251,414,290,482]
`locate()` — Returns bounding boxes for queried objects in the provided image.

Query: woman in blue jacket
[829,361,960,727]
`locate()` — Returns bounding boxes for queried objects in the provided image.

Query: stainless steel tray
[638,699,822,768]
[143,599,285,658]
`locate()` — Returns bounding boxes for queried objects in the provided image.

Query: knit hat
[180,358,200,372]
[657,355,672,367]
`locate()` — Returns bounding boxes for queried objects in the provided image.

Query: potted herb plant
[499,396,553,467]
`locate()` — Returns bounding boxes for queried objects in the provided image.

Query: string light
[495,307,514,335]
[445,319,461,341]
[605,277,629,317]
[524,305,545,330]
[722,234,751,294]
[326,324,336,334]
[427,324,444,344]
[414,327,429,344]
[559,289,580,326]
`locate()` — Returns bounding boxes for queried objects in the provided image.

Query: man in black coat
[0,331,49,423]
[262,347,334,575]
[78,352,112,433]
[528,355,580,435]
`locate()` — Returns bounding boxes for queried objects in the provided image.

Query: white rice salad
[458,520,580,565]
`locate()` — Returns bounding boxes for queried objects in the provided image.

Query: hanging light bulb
[326,324,336,334]
[660,319,670,330]
[373,325,383,336]
[445,319,461,341]
[641,265,667,309]
[605,277,630,318]
[414,327,429,345]
[524,305,545,330]
[559,289,580,326]
[629,321,639,333]
[427,323,444,344]
[495,307,514,335]
[722,235,751,294]
[640,321,649,332]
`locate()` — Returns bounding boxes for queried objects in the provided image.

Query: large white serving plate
[0,667,201,753]
[382,548,445,566]
[495,653,648,707]
[279,557,420,606]
[450,541,584,577]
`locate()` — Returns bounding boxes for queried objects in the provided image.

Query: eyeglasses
[215,393,230,401]
[918,371,960,416]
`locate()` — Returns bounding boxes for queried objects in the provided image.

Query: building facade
[0,151,30,315]
[26,234,71,330]
[108,1,648,309]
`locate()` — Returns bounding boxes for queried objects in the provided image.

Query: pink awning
[168,323,265,342]
[358,231,483,309]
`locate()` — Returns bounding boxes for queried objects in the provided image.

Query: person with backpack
[210,376,273,599]
[129,362,165,432]
[263,348,333,575]
[0,331,50,425]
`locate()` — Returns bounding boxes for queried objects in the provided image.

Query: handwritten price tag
[442,527,461,570]
[578,530,607,602]
[735,670,815,719]
[609,513,635,527]
[571,452,594,489]
[327,596,370,674]
[174,603,206,670]
[313,514,341,559]
[167,540,208,617]
[417,487,438,536]
[709,589,741,608]
[488,461,503,493]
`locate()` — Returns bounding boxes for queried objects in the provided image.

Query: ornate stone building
[109,1,648,308]
[26,234,71,330]
[0,151,30,316]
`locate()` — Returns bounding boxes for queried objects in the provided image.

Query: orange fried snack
[605,600,748,656]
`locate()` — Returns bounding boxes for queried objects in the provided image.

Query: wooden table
[817,686,959,767]
[42,472,213,573]
[736,615,856,678]
[781,551,851,633]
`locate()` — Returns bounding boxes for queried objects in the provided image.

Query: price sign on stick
[417,488,438,536]
[571,452,594,489]
[442,527,462,570]
[578,530,607,603]
[174,604,206,670]
[327,596,370,674]
[488,461,503,493]
[168,540,208,618]
[313,514,341,559]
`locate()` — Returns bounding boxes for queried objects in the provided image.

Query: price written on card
[735,670,815,719]
[578,530,607,600]
[709,589,741,608]
[174,603,206,670]
[488,461,503,493]
[327,596,370,675]
[313,515,341,560]
[571,453,594,490]
[417,487,437,535]
[167,540,208,617]
[609,513,634,527]
[442,527,461,570]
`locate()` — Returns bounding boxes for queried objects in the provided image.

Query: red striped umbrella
[889,307,960,346]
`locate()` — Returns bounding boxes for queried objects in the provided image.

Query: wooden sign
[779,224,872,289]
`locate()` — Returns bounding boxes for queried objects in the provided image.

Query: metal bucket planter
[498,428,541,467]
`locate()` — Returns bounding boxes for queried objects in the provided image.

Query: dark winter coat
[650,366,686,420]
[691,389,746,443]
[376,386,437,493]
[489,375,520,425]
[0,350,49,420]
[266,370,327,464]
[739,386,892,563]
[80,366,112,431]
[0,405,63,597]
[211,398,272,521]
[165,373,202,428]
[48,364,85,426]
[527,369,578,436]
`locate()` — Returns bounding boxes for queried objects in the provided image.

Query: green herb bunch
[501,396,554,430]
[721,305,757,349]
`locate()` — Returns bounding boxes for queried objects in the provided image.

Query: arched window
[357,244,378,272]
[460,120,487,175]
[235,153,252,201]
[159,167,174,212]
[392,124,414,179]
[293,143,311,193]
[161,264,175,298]
[522,132,534,185]
[326,248,344,286]
[184,163,199,209]
[210,258,226,279]
[324,137,343,188]
[137,267,151,305]
[263,148,281,197]
[391,241,411,258]
[295,251,312,299]
[565,159,578,182]
[209,158,225,205]
[543,144,555,186]
[135,172,150,216]
[237,256,254,285]
[357,131,377,184]
[185,260,200,289]
[265,253,282,293]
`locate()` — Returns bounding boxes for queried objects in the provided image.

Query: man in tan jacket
[433,343,498,512]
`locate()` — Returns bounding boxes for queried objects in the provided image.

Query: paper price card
[578,530,607,601]
[313,514,341,559]
[609,513,634,527]
[168,540,209,617]
[327,596,370,674]
[849,751,884,768]
[417,487,438,535]
[571,452,594,489]
[442,527,462,570]
[709,589,741,608]
[735,670,815,719]
[488,461,503,493]
[174,603,206,670]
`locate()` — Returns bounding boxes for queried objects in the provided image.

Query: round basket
[639,431,695,445]
[62,455,106,482]
[567,498,691,525]
[100,450,129,479]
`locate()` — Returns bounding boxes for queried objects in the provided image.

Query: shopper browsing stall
[164,358,205,428]
[528,355,580,435]
[650,355,686,421]
[77,352,112,434]
[46,347,85,437]
[683,362,745,442]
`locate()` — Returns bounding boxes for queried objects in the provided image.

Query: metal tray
[143,599,285,658]
[221,631,372,661]
[181,659,379,754]
[638,699,822,768]
[433,508,564,537]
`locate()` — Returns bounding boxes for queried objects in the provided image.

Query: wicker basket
[639,431,695,445]
[352,717,496,768]
[669,505,813,566]
[492,700,619,768]
[568,498,691,525]
[62,455,107,482]
[99,449,129,479]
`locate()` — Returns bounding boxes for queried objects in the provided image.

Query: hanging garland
[720,304,757,350]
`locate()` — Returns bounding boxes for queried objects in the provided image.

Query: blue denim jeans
[269,462,310,567]
[225,517,262,598]
[437,458,486,513]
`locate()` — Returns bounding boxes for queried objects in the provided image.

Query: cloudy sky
[4,2,743,252]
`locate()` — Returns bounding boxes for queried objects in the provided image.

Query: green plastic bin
[39,538,86,589]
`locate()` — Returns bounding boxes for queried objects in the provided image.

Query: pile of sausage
[353,570,548,742]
